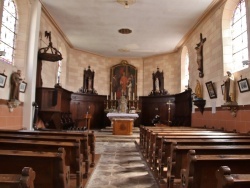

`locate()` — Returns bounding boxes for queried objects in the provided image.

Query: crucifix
[195,33,206,78]
[166,100,173,126]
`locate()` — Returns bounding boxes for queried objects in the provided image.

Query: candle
[111,93,113,100]
[115,92,116,100]
[107,95,108,100]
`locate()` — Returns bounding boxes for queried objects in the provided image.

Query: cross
[166,100,173,125]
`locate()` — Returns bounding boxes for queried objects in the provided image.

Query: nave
[85,129,159,188]
[85,142,158,188]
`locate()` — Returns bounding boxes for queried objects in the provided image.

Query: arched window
[181,46,189,91]
[231,0,248,72]
[56,60,62,84]
[184,52,189,87]
[0,0,17,64]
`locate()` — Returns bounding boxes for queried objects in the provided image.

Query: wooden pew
[0,138,82,187]
[143,130,240,160]
[146,132,247,170]
[180,150,250,188]
[0,167,35,188]
[148,132,250,166]
[139,126,200,147]
[147,131,241,154]
[140,126,214,151]
[157,138,250,183]
[216,166,250,188]
[0,133,89,179]
[0,147,69,188]
[0,129,96,167]
[167,144,250,188]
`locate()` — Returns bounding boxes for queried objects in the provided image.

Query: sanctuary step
[94,127,140,142]
[100,126,140,133]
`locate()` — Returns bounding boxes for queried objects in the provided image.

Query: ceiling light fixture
[117,0,136,8]
[0,50,6,56]
[118,28,132,34]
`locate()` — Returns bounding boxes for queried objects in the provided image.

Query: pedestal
[112,119,133,135]
[107,113,139,135]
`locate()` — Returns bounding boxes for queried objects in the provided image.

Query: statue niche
[149,67,168,96]
[82,66,97,94]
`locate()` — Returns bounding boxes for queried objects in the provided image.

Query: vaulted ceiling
[40,0,219,58]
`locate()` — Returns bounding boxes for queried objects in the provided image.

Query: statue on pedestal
[118,95,128,113]
[224,71,237,105]
[194,80,202,100]
[10,70,22,102]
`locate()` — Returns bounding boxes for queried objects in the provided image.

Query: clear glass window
[0,0,17,64]
[57,60,62,84]
[231,0,249,71]
[184,52,189,88]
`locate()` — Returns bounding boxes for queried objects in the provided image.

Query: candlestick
[133,93,134,100]
[115,92,116,100]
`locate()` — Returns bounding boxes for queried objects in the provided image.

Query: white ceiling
[40,0,217,58]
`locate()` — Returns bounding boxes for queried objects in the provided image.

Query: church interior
[0,0,250,187]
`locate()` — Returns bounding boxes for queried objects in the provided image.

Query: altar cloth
[107,113,139,119]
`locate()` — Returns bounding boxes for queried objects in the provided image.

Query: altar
[107,113,139,135]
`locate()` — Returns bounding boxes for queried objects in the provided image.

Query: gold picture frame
[110,60,137,100]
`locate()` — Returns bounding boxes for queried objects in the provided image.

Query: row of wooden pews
[0,129,96,188]
[0,167,36,188]
[139,125,250,188]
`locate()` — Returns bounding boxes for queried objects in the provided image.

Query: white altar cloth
[107,113,139,120]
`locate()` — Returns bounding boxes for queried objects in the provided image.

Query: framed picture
[110,60,137,100]
[0,73,7,88]
[205,81,217,99]
[238,78,250,93]
[221,84,225,95]
[19,81,27,93]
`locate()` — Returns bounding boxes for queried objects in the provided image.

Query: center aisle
[85,129,159,188]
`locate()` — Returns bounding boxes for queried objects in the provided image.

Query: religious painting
[238,78,250,93]
[19,81,27,93]
[110,60,137,100]
[205,81,217,99]
[0,73,7,88]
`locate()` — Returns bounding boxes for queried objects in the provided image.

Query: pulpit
[107,113,139,135]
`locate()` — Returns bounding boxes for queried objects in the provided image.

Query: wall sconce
[117,0,136,8]
[7,100,21,112]
[221,104,239,117]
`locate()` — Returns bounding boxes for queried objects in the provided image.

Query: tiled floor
[85,129,159,188]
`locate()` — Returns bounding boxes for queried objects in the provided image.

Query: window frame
[230,0,249,72]
[0,0,17,65]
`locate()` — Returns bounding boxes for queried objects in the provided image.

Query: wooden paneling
[36,87,72,129]
[70,93,106,129]
[140,95,175,126]
[140,90,191,126]
[36,87,72,112]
